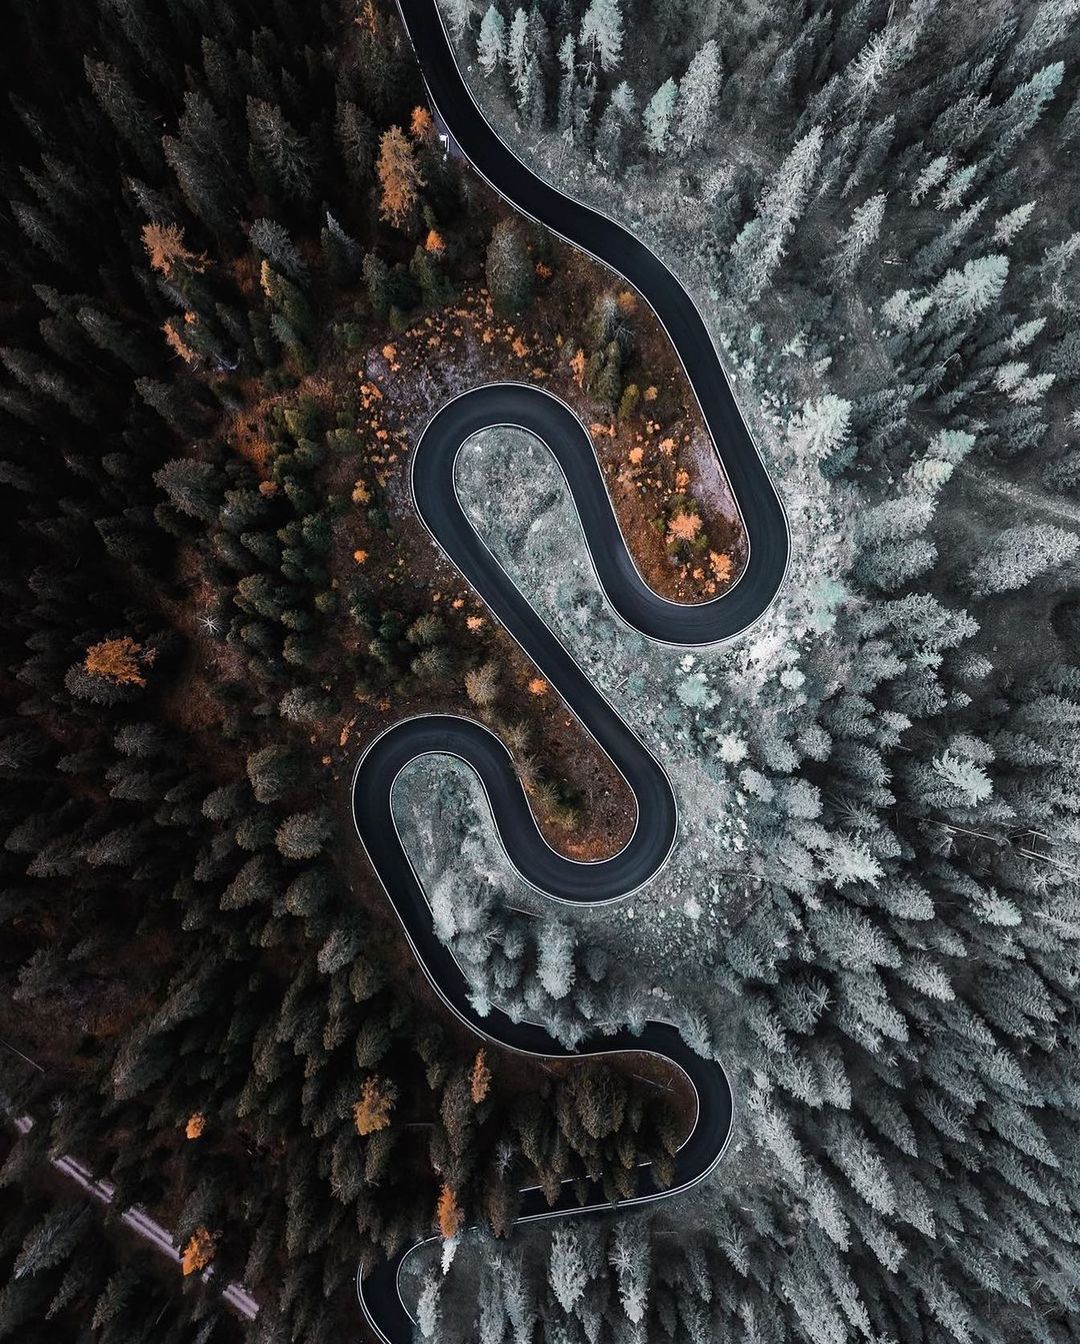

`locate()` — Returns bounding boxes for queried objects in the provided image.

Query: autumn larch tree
[354,1075,397,1135]
[436,1183,464,1239]
[378,125,425,229]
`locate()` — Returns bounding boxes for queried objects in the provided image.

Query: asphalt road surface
[355,6,789,1339]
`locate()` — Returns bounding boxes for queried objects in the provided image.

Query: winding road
[354,5,789,1340]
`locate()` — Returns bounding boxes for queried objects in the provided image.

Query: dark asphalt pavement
[355,6,788,1339]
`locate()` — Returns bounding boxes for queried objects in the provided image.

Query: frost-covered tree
[993,200,1035,245]
[477,5,507,76]
[910,153,950,204]
[643,78,678,155]
[416,1273,442,1339]
[557,34,576,136]
[833,192,886,280]
[729,125,823,301]
[579,0,623,75]
[931,254,1009,324]
[507,9,529,109]
[595,82,635,168]
[537,920,576,999]
[549,1225,588,1312]
[932,750,993,805]
[967,523,1080,597]
[444,0,474,40]
[676,41,721,151]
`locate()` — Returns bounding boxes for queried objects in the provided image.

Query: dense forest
[0,0,690,1339]
[4,0,1080,1342]
[409,0,1080,1342]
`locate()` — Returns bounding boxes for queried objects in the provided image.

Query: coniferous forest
[3,1,1080,1343]
[0,0,685,1338]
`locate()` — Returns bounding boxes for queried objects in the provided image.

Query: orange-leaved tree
[377,127,424,229]
[181,1227,215,1275]
[709,551,733,583]
[470,1049,491,1104]
[436,1183,463,1240]
[141,222,207,278]
[353,1075,397,1135]
[666,511,702,546]
[410,105,435,141]
[84,636,153,686]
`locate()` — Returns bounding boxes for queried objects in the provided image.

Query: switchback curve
[354,6,789,1340]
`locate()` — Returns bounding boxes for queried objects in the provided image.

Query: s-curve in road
[355,5,789,1341]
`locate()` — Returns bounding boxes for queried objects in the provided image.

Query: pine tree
[967,523,1080,597]
[336,100,376,189]
[246,744,300,802]
[247,98,315,201]
[833,193,887,280]
[643,78,678,156]
[508,8,530,109]
[416,1272,443,1338]
[83,59,162,175]
[549,1224,588,1312]
[321,211,362,283]
[676,41,721,151]
[249,218,307,281]
[595,82,635,168]
[275,807,334,860]
[729,126,824,301]
[478,6,508,77]
[579,0,623,75]
[536,920,575,999]
[444,0,475,40]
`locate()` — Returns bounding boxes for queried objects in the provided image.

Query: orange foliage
[351,480,371,504]
[570,348,587,387]
[353,1076,396,1135]
[353,549,369,565]
[377,126,425,228]
[185,1113,206,1140]
[470,1050,491,1104]
[410,106,435,140]
[181,1227,215,1276]
[528,677,548,697]
[258,259,275,300]
[84,637,152,686]
[436,1183,463,1240]
[142,222,207,278]
[667,511,702,545]
[424,229,445,254]
[643,385,659,402]
[163,318,198,365]
[617,289,638,314]
[628,446,645,466]
[710,551,733,583]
